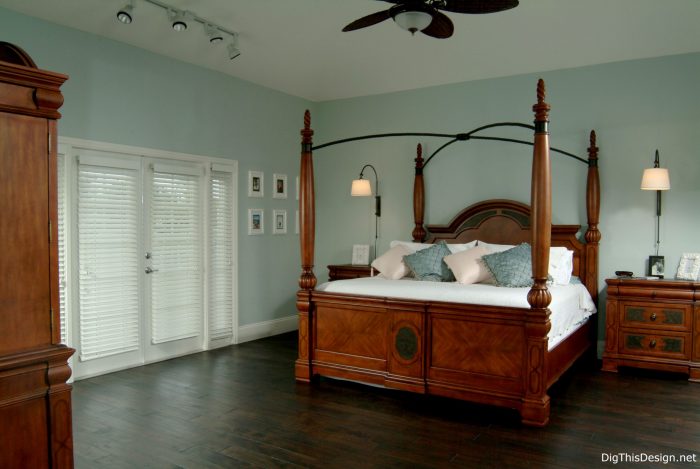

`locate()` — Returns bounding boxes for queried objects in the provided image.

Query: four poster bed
[295,80,601,426]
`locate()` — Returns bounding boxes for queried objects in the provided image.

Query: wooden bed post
[412,143,426,242]
[295,110,316,382]
[523,79,552,426]
[585,130,600,304]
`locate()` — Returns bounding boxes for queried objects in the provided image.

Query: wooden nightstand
[602,278,700,382]
[327,264,372,281]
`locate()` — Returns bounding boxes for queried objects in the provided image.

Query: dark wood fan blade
[342,10,392,32]
[439,0,519,14]
[421,11,454,38]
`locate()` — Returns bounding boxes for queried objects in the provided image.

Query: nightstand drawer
[619,330,690,360]
[619,301,691,332]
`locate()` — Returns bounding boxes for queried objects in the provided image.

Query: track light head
[205,24,223,44]
[168,8,189,32]
[116,0,134,24]
[228,33,241,60]
[227,43,241,60]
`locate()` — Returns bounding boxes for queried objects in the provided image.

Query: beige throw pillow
[371,245,412,280]
[443,246,493,285]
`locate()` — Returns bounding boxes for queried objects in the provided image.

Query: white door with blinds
[144,161,204,363]
[60,140,238,379]
[208,165,236,344]
[72,150,144,377]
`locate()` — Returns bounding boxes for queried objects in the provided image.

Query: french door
[59,142,236,379]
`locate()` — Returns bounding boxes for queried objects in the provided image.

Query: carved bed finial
[533,79,551,122]
[301,110,314,144]
[537,78,545,103]
[587,130,598,161]
[412,143,426,242]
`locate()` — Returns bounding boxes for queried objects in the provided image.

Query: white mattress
[317,277,596,351]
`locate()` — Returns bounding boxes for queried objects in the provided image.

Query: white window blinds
[57,151,67,344]
[77,161,140,361]
[208,169,234,340]
[150,167,202,344]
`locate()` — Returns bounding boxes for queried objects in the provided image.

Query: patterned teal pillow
[403,241,454,282]
[482,243,533,287]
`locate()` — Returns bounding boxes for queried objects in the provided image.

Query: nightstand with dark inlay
[602,278,699,382]
[327,264,373,281]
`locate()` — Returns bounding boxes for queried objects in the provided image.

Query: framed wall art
[273,209,287,234]
[248,208,264,235]
[273,173,287,199]
[248,171,264,198]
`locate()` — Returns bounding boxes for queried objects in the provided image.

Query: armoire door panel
[0,112,51,354]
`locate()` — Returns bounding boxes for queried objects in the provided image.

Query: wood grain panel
[0,112,50,354]
[315,305,387,360]
[430,317,524,378]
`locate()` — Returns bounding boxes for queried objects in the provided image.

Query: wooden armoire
[0,42,74,468]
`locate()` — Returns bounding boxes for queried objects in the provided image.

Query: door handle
[145,267,159,274]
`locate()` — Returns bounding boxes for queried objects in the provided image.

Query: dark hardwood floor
[73,333,700,468]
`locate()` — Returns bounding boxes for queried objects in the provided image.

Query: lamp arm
[359,164,381,217]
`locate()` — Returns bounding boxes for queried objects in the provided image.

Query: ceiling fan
[342,0,519,39]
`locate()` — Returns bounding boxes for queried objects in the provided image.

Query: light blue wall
[314,53,700,335]
[0,7,313,328]
[3,6,699,338]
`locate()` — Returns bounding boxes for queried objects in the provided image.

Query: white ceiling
[2,0,700,102]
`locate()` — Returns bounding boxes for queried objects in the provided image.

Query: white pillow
[549,248,574,285]
[444,240,478,254]
[443,246,492,285]
[478,241,515,253]
[389,240,432,254]
[371,244,412,280]
[390,239,477,255]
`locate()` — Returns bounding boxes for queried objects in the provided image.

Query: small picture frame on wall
[248,208,264,235]
[352,244,370,265]
[676,253,700,280]
[273,209,287,234]
[647,255,665,278]
[248,171,264,198]
[273,173,287,199]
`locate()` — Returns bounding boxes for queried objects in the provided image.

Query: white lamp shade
[641,168,670,190]
[351,179,372,196]
[393,10,433,33]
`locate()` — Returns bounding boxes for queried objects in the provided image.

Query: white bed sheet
[317,277,596,351]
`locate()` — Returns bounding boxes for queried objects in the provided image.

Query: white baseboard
[237,314,298,344]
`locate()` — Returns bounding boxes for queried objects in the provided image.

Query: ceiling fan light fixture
[393,10,433,35]
[116,0,134,24]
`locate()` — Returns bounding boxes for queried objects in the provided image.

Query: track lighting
[169,8,189,31]
[116,0,241,62]
[116,0,134,24]
[205,24,223,44]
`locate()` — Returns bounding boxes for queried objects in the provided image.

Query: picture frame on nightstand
[647,255,665,278]
[676,252,700,280]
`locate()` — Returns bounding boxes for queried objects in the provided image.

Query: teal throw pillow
[403,241,454,282]
[481,243,533,288]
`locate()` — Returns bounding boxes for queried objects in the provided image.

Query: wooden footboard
[298,291,592,426]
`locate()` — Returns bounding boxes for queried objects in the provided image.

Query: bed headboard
[424,199,587,289]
